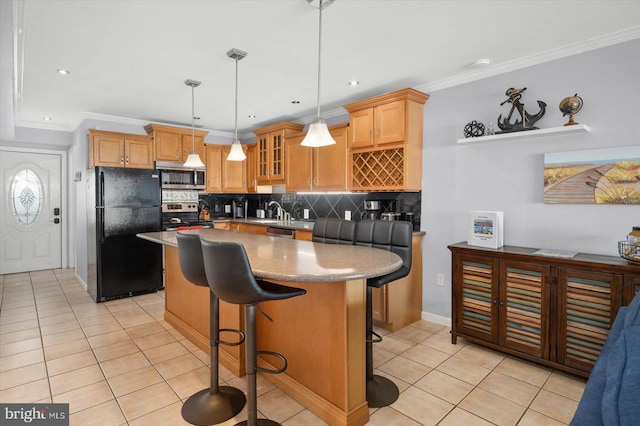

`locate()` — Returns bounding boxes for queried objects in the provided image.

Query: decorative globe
[559,94,583,116]
[463,120,485,138]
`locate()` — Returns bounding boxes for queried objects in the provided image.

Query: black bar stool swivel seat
[176,233,247,425]
[355,220,413,408]
[201,240,306,426]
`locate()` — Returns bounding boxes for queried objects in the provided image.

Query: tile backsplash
[199,192,421,229]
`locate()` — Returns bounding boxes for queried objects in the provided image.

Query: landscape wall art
[544,145,640,204]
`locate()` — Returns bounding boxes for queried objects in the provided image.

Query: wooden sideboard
[449,242,640,378]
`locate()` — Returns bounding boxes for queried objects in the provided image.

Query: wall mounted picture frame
[544,145,640,204]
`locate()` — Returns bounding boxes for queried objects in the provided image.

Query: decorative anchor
[497,87,546,133]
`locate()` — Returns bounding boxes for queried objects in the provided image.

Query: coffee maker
[361,200,381,220]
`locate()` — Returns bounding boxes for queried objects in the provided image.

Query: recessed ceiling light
[56,69,70,75]
[291,100,300,104]
[43,117,52,121]
[470,59,491,68]
[348,80,359,86]
[248,115,256,119]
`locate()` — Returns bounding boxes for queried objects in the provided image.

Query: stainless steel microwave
[158,168,206,190]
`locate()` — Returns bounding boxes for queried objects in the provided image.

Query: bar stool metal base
[366,375,400,408]
[182,386,246,425]
[234,420,281,426]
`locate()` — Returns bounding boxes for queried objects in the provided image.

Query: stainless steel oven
[158,166,205,190]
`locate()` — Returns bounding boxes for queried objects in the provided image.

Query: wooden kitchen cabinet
[246,143,258,193]
[349,100,405,149]
[254,122,304,184]
[343,88,429,191]
[449,242,640,377]
[372,233,423,331]
[221,145,248,193]
[144,124,207,163]
[89,129,154,169]
[204,144,223,193]
[285,123,349,192]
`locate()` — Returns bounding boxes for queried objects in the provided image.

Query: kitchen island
[138,229,402,426]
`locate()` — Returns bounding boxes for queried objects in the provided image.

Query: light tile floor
[0,269,587,425]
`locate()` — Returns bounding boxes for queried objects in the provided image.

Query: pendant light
[183,79,206,168]
[226,48,247,161]
[301,0,336,147]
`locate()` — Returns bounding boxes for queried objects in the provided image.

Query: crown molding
[415,26,640,94]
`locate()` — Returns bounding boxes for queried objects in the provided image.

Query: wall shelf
[457,123,591,144]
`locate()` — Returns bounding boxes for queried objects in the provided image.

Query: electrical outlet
[303,209,309,219]
[224,205,231,213]
[437,273,444,286]
[345,210,351,220]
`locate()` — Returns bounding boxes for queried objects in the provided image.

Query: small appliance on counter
[362,200,381,220]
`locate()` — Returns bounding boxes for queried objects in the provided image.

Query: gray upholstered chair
[311,217,356,245]
[176,232,246,425]
[355,220,412,408]
[201,239,306,426]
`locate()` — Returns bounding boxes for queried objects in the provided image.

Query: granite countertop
[138,228,402,282]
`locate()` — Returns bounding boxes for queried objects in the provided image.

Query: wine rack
[351,147,405,190]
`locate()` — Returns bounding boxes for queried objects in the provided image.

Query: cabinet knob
[493,300,497,304]
[125,156,129,165]
[120,155,124,165]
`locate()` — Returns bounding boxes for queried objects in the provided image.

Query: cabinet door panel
[376,100,405,145]
[256,134,269,182]
[222,146,247,193]
[271,133,285,181]
[155,131,182,161]
[285,135,312,192]
[499,261,551,359]
[557,268,622,372]
[454,255,499,343]
[182,135,205,163]
[125,139,154,169]
[349,108,374,149]
[246,144,257,193]
[93,135,124,167]
[205,145,222,193]
[314,126,348,191]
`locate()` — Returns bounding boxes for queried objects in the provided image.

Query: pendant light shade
[183,79,205,168]
[301,0,336,147]
[226,48,247,161]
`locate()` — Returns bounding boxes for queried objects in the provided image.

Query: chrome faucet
[268,200,290,222]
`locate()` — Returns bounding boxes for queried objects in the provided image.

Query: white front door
[0,150,63,274]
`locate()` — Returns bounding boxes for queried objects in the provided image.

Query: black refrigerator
[87,167,163,302]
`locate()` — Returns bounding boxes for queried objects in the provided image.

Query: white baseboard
[75,273,88,291]
[422,311,451,328]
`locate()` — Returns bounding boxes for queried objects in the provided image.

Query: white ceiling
[6,0,640,137]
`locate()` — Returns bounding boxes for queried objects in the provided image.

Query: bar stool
[176,233,246,425]
[311,217,356,245]
[201,239,306,426]
[355,220,412,408]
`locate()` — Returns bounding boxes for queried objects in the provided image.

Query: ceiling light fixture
[183,79,206,168]
[43,117,52,121]
[348,80,359,86]
[56,69,70,75]
[470,58,491,68]
[301,0,336,147]
[226,48,248,161]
